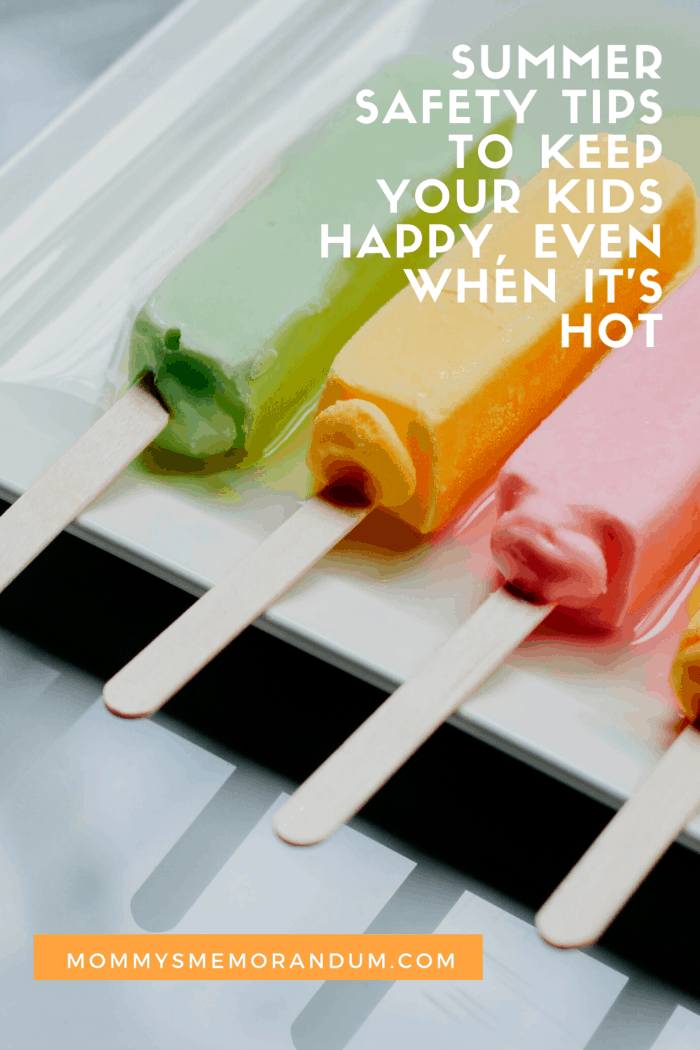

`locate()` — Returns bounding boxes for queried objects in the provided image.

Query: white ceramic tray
[2,375,699,847]
[2,0,700,848]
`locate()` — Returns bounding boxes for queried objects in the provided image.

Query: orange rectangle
[35,934,481,981]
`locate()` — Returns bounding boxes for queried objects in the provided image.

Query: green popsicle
[130,57,514,463]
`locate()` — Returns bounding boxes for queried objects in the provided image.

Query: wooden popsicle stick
[0,382,168,594]
[273,588,553,846]
[536,724,700,949]
[102,496,369,718]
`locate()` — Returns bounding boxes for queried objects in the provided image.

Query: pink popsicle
[491,267,700,632]
[274,266,700,860]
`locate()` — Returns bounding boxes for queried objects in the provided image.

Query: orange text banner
[35,934,481,981]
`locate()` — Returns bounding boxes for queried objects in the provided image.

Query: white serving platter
[1,0,700,849]
[2,377,699,849]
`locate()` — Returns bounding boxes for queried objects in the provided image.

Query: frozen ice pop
[670,581,700,720]
[273,261,700,852]
[535,721,700,950]
[308,138,695,534]
[131,58,503,463]
[491,267,700,632]
[103,138,696,722]
[546,578,700,952]
[499,268,700,950]
[0,57,502,595]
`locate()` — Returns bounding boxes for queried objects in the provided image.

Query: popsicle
[102,137,697,720]
[132,58,506,463]
[0,57,501,595]
[536,577,700,950]
[271,260,700,856]
[670,582,700,720]
[489,285,700,634]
